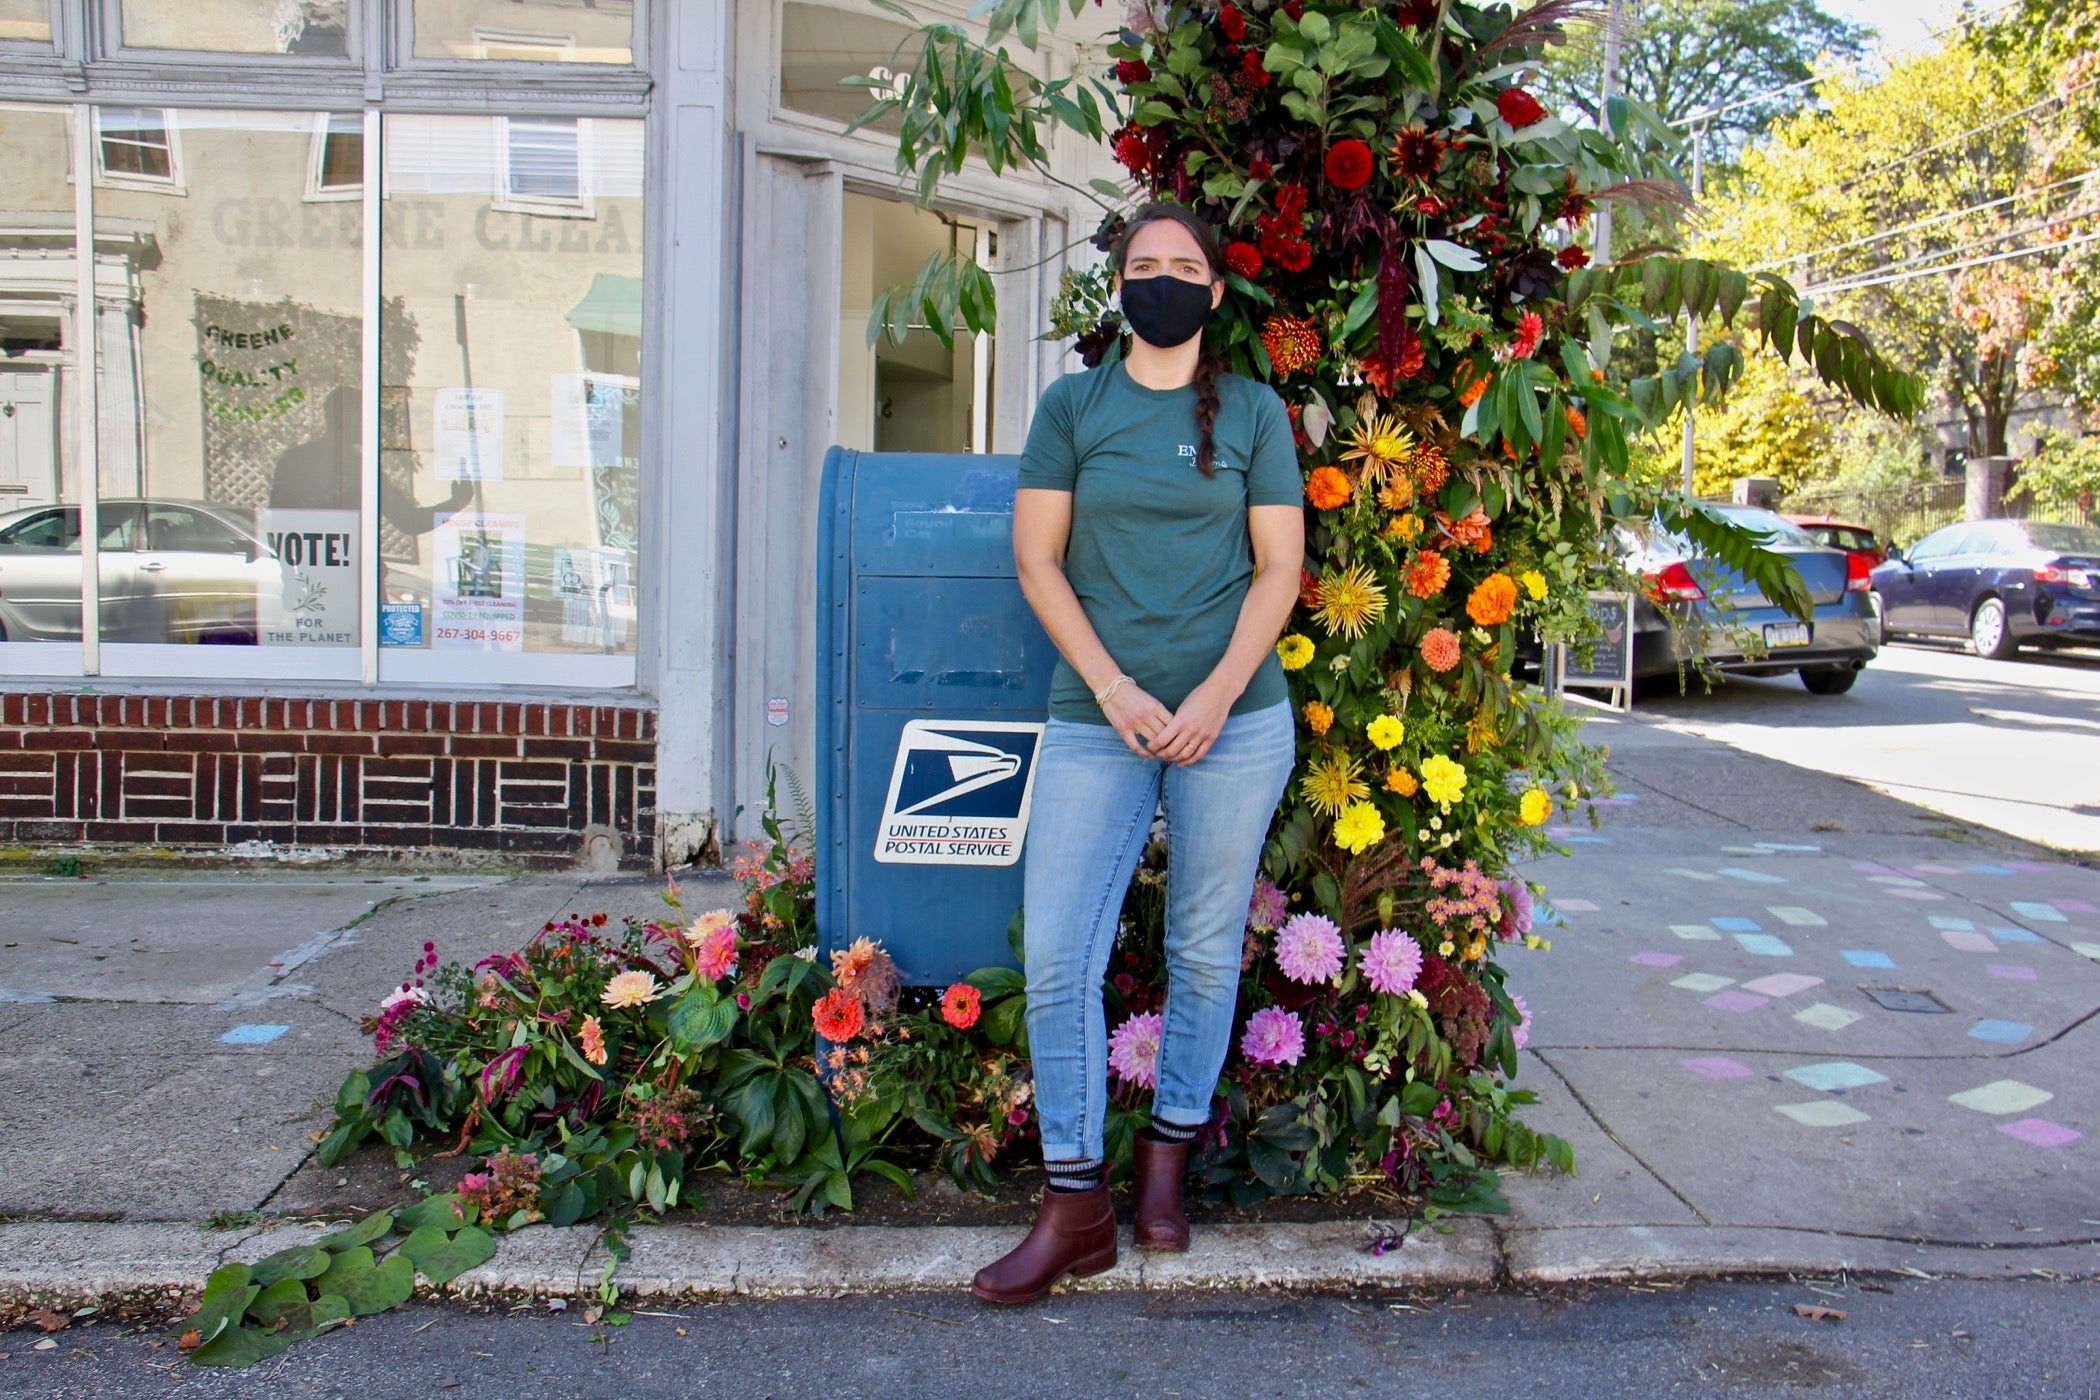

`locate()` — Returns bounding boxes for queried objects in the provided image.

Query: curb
[2,1218,2094,1308]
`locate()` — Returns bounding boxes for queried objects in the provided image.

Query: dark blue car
[1870,519,2100,659]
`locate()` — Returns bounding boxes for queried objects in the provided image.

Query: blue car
[1870,518,2100,659]
[1624,504,1880,694]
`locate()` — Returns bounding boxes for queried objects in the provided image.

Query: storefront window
[91,108,365,674]
[120,0,350,56]
[0,1,51,43]
[779,2,924,133]
[414,0,634,64]
[376,113,642,678]
[0,104,83,657]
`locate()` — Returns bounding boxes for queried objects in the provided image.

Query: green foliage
[2017,431,2100,518]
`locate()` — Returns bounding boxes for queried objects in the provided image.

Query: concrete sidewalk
[1,710,2095,1301]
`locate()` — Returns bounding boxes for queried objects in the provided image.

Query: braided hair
[1110,202,1226,478]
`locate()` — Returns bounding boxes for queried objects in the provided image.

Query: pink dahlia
[1240,1006,1305,1067]
[1512,993,1532,1050]
[1247,879,1289,933]
[1275,913,1345,985]
[1108,1010,1164,1088]
[693,926,738,981]
[1360,929,1424,996]
[1497,877,1535,938]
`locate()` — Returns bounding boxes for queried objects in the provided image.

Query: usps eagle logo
[874,720,1044,866]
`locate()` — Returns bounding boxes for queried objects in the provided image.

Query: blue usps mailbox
[816,449,1059,985]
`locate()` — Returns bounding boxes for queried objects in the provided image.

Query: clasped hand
[1101,679,1233,766]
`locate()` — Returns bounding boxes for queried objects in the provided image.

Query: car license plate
[1764,622,1811,648]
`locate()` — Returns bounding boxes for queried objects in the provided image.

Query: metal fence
[1779,480,2091,548]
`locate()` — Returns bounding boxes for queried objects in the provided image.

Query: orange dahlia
[1261,314,1322,376]
[1420,627,1462,672]
[1406,550,1451,598]
[1465,573,1519,626]
[1385,767,1420,797]
[1305,465,1352,510]
[1440,508,1493,554]
[813,987,864,1042]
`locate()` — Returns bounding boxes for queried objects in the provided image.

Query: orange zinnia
[1305,466,1352,510]
[941,982,982,1030]
[1465,573,1519,626]
[1406,550,1451,598]
[812,987,865,1042]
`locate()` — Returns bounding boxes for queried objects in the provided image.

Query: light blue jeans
[1022,700,1296,1164]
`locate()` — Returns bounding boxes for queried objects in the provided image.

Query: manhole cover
[1861,986,1952,1014]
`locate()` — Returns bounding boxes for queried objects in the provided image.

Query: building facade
[0,0,1107,867]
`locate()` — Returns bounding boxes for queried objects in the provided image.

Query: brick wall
[0,692,658,866]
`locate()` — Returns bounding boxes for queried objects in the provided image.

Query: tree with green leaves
[852,0,1921,1206]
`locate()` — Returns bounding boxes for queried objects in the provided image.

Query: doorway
[0,363,58,509]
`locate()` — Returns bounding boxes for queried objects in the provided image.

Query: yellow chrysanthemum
[1419,754,1468,806]
[1275,634,1315,671]
[1338,410,1414,487]
[1519,569,1548,601]
[1333,801,1387,855]
[1366,714,1405,750]
[1387,513,1423,542]
[1313,564,1387,641]
[1301,750,1370,817]
[1519,787,1553,825]
[1302,700,1334,735]
[1385,766,1419,796]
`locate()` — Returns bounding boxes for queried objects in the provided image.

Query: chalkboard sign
[1554,591,1635,710]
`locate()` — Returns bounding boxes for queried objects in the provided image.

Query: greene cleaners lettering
[199,322,305,423]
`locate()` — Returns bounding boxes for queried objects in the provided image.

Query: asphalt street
[3,1278,2095,1399]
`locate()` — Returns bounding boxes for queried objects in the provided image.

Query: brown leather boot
[1131,1131,1191,1252]
[970,1185,1117,1304]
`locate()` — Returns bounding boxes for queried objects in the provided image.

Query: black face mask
[1119,273,1215,349]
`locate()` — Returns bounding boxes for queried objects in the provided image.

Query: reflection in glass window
[779,3,926,133]
[122,0,350,55]
[91,109,365,655]
[0,0,51,42]
[378,114,643,666]
[0,105,82,648]
[309,113,363,198]
[96,107,180,187]
[415,0,634,64]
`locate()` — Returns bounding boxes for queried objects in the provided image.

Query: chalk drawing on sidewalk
[1949,1080,2054,1115]
[1942,930,1999,953]
[1775,1101,1871,1127]
[1671,973,1735,993]
[1734,933,1795,957]
[1968,1020,2032,1044]
[1784,1062,1888,1092]
[1741,973,1822,998]
[1680,1056,1755,1080]
[1704,990,1769,1013]
[1998,1119,2082,1147]
[1795,1003,1863,1031]
[1843,950,1896,968]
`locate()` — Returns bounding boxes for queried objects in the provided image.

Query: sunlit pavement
[1611,641,2100,854]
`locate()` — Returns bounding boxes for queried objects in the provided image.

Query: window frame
[492,114,595,218]
[393,0,647,77]
[0,0,57,50]
[91,104,186,193]
[94,0,363,66]
[305,110,365,202]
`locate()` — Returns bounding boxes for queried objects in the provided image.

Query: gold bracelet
[1093,674,1134,707]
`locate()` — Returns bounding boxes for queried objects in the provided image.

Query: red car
[1784,515,1888,571]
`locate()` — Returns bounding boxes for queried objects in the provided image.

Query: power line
[1747,170,2100,273]
[1802,202,2100,286]
[1835,73,2099,193]
[1800,226,2100,297]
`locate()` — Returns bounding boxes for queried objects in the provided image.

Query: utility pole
[1593,0,1624,263]
[1682,120,1705,496]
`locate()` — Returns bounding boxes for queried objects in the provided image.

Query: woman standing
[972,204,1303,1304]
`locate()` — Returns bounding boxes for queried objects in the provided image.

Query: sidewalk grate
[1859,986,1952,1014]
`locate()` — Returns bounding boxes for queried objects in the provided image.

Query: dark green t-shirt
[1018,360,1302,724]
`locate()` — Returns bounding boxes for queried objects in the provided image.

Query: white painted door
[0,369,57,510]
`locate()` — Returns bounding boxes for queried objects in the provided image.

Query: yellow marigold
[1366,714,1405,750]
[1333,801,1387,855]
[1302,700,1334,736]
[1385,767,1419,797]
[1304,465,1352,510]
[1301,750,1370,818]
[1519,787,1553,825]
[1275,634,1315,671]
[1419,754,1468,806]
[1465,573,1519,626]
[1260,313,1322,376]
[1519,569,1548,601]
[1313,563,1388,641]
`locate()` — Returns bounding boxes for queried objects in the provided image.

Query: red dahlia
[1224,241,1263,279]
[1389,126,1443,179]
[1217,3,1247,40]
[1249,155,1273,179]
[1556,245,1590,269]
[1323,138,1374,190]
[1497,87,1547,128]
[1242,47,1269,86]
[1112,125,1152,174]
[1113,57,1151,84]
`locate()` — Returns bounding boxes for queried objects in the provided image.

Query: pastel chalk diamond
[1784,1061,1889,1092]
[1671,973,1737,994]
[1989,926,2042,943]
[2073,942,2100,960]
[1664,868,1721,882]
[1929,916,1975,931]
[1630,951,1684,968]
[1912,863,1966,875]
[1680,1056,1755,1080]
[1554,898,1601,913]
[1941,930,1999,953]
[1986,964,2038,981]
[1869,875,1927,887]
[2052,899,2096,914]
[1843,950,1896,969]
[1704,990,1770,1013]
[1754,843,1821,852]
[1741,973,1823,998]
[1711,916,1762,932]
[1949,1081,2054,1116]
[2010,902,2068,923]
[220,1024,289,1045]
[1734,933,1794,957]
[1718,867,1788,885]
[1671,924,1724,941]
[1886,888,1946,901]
[1966,865,2015,874]
[1766,906,1828,927]
[1997,1119,2082,1148]
[1775,1101,1871,1128]
[1969,1020,2032,1045]
[1795,1003,1862,1031]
